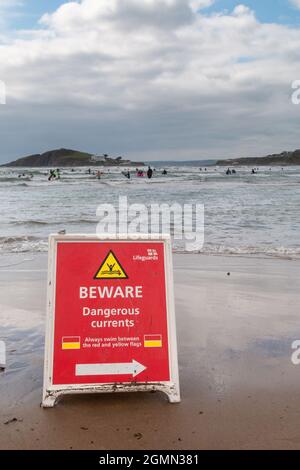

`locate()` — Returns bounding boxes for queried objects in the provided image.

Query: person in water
[226,168,232,175]
[147,166,153,179]
[48,169,56,181]
[162,169,167,175]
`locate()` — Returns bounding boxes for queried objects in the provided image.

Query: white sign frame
[42,234,180,407]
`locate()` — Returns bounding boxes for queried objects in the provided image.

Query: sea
[0,164,299,259]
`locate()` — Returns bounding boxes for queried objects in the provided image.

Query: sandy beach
[1,252,300,450]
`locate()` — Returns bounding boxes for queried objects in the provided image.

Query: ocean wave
[173,244,300,259]
[10,220,49,226]
[0,236,48,253]
[1,235,299,259]
[0,177,20,182]
[6,218,97,228]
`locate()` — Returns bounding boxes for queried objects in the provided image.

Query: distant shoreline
[1,148,145,168]
[2,147,300,167]
[216,149,300,166]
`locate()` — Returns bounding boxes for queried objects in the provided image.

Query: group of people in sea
[18,173,34,179]
[45,166,271,182]
[16,165,287,184]
[45,166,168,182]
[135,167,153,179]
[123,167,167,180]
[226,168,237,175]
[86,168,103,179]
[225,168,261,175]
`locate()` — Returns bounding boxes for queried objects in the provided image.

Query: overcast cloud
[0,0,300,162]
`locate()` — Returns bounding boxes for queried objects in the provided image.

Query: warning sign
[42,235,180,407]
[94,250,128,280]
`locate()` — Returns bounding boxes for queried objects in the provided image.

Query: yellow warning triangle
[94,250,128,280]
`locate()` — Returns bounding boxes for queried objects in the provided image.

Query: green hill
[216,150,300,166]
[2,148,144,167]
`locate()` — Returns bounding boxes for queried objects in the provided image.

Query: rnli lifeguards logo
[94,250,128,280]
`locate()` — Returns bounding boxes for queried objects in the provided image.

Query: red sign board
[43,235,180,407]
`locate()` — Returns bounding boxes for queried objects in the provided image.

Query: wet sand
[0,253,300,450]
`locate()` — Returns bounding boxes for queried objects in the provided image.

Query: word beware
[79,285,143,299]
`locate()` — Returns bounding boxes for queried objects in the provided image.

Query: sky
[1,0,300,163]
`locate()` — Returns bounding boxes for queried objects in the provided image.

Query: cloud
[189,0,214,11]
[0,1,300,161]
[0,0,22,5]
[40,0,209,31]
[0,0,24,35]
[290,0,300,9]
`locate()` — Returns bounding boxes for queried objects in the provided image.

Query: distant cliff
[216,150,300,166]
[2,148,144,167]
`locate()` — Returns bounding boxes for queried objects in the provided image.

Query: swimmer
[147,166,153,179]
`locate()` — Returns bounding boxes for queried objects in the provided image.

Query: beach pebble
[4,417,22,425]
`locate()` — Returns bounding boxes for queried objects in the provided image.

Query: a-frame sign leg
[157,384,181,403]
[42,392,58,408]
[166,389,181,404]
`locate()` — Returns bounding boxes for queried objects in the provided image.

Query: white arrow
[75,360,146,378]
